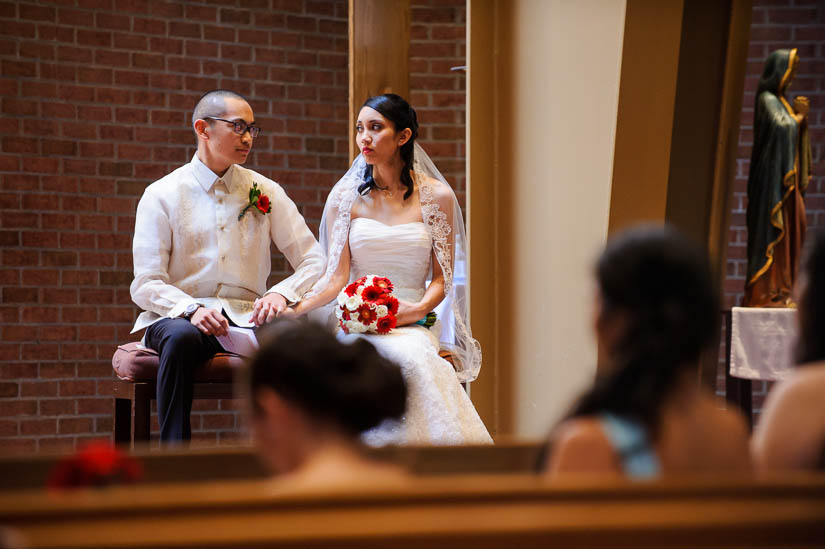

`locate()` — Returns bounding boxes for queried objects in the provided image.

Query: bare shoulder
[545,417,620,476]
[771,363,825,404]
[698,395,748,438]
[413,172,454,199]
[694,394,751,470]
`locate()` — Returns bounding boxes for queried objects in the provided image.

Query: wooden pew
[0,441,544,492]
[1,474,824,548]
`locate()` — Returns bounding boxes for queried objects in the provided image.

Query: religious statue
[744,48,812,307]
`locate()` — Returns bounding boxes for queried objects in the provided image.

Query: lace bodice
[349,217,432,303]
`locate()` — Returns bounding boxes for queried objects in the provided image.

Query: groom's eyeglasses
[203,117,262,138]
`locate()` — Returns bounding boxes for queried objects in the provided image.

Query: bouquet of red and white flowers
[336,275,399,334]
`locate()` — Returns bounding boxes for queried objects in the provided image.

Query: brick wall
[720,0,825,413]
[0,0,350,451]
[409,0,466,208]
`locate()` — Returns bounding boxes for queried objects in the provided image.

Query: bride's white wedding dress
[337,217,492,445]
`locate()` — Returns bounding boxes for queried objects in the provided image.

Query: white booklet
[217,326,259,358]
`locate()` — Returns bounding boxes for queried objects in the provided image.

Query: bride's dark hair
[358,93,418,200]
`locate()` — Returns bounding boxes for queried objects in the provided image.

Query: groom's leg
[144,318,223,443]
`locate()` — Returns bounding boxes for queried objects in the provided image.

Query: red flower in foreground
[361,285,384,302]
[344,282,359,297]
[373,277,393,293]
[378,295,399,315]
[376,315,396,334]
[357,304,377,325]
[341,309,351,321]
[256,194,271,214]
[47,442,142,491]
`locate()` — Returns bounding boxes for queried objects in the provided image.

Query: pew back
[1,474,824,548]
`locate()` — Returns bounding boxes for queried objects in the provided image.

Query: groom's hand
[252,293,288,326]
[191,307,229,337]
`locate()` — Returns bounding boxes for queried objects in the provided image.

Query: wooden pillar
[607,0,684,235]
[348,0,410,160]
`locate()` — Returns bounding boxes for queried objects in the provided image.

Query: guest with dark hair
[544,226,750,478]
[245,320,408,486]
[752,227,825,471]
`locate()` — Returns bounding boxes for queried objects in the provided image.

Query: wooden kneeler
[111,343,245,446]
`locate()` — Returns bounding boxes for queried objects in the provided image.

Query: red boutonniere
[238,182,272,220]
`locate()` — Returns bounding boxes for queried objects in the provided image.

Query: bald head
[192,89,250,128]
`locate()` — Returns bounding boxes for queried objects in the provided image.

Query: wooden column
[348,0,410,160]
[607,0,684,235]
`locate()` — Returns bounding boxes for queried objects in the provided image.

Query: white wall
[506,0,626,437]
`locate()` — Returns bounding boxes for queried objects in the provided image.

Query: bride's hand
[395,299,425,327]
[276,306,299,319]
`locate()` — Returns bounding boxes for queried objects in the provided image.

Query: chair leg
[133,383,152,444]
[114,398,132,446]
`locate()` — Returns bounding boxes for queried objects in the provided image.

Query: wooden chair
[110,343,245,446]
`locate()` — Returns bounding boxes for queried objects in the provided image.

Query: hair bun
[248,321,407,434]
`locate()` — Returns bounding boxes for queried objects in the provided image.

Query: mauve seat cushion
[112,342,246,383]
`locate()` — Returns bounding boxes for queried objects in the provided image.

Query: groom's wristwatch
[182,302,203,320]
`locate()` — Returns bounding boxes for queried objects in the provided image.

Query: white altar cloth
[729,307,797,381]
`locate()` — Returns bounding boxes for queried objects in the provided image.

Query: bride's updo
[358,93,419,200]
[247,320,407,435]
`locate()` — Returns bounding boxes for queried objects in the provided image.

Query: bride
[284,93,492,445]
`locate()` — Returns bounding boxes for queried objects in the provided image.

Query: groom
[130,89,325,442]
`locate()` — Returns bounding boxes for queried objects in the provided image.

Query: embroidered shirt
[130,154,324,332]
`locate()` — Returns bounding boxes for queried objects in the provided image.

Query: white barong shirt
[130,154,324,332]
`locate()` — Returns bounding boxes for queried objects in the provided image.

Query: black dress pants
[144,318,224,442]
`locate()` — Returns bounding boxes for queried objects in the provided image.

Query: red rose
[341,308,350,321]
[357,304,377,325]
[376,315,396,334]
[345,282,359,297]
[373,277,393,293]
[361,285,384,302]
[256,194,271,214]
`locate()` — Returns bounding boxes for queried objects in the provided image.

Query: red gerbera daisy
[357,304,377,325]
[376,315,396,334]
[361,285,384,302]
[381,296,399,315]
[373,277,393,293]
[341,309,350,321]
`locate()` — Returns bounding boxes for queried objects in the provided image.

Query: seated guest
[752,228,825,472]
[543,226,750,478]
[245,321,409,488]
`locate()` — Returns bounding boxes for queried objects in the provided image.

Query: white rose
[350,321,367,333]
[345,295,362,311]
[337,292,347,306]
[376,305,388,317]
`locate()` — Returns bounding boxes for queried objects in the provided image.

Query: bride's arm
[396,180,453,326]
[290,238,352,317]
[396,250,445,326]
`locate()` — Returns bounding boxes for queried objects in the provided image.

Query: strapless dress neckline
[351,217,425,229]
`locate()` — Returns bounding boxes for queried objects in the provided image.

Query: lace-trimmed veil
[308,143,481,382]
